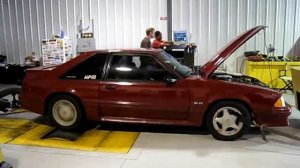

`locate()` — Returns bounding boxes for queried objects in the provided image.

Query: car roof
[94,48,163,55]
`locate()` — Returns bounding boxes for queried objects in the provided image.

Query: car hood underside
[200,25,267,78]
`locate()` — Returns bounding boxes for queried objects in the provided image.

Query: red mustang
[20,26,291,141]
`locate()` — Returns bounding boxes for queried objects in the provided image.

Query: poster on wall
[41,38,73,66]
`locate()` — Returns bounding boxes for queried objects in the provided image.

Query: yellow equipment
[244,61,300,89]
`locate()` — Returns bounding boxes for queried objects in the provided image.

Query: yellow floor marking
[12,108,29,113]
[0,119,37,143]
[97,131,139,153]
[0,128,27,143]
[73,130,110,149]
[0,118,139,153]
[0,118,37,130]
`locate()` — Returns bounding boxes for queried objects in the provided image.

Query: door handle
[103,84,117,90]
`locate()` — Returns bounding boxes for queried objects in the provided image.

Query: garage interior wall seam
[0,0,300,73]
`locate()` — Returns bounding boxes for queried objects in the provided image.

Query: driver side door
[99,53,190,120]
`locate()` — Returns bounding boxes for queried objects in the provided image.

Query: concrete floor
[1,87,300,168]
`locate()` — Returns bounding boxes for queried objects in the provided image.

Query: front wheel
[206,101,251,141]
[48,95,86,131]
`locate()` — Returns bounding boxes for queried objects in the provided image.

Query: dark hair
[155,31,161,38]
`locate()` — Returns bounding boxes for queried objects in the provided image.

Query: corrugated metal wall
[1,0,300,72]
[173,0,300,71]
[0,0,168,64]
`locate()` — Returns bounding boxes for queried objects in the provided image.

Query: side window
[63,53,107,80]
[107,55,170,81]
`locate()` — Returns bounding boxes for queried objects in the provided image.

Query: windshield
[158,51,192,77]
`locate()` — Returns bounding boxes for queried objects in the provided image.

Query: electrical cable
[263,29,274,88]
[267,60,273,89]
[240,58,246,74]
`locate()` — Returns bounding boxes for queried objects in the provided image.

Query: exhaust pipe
[0,99,11,112]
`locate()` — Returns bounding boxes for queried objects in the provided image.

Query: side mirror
[164,76,177,85]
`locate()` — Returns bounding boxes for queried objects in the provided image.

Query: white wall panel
[274,0,286,56]
[107,0,116,48]
[245,0,257,50]
[255,0,267,54]
[98,0,108,49]
[218,0,229,52]
[123,0,132,48]
[44,0,52,38]
[1,0,299,67]
[173,0,300,72]
[199,0,209,63]
[190,0,199,48]
[284,0,297,57]
[289,0,300,58]
[0,0,167,64]
[115,0,124,48]
[30,0,40,60]
[17,0,26,63]
[36,0,44,61]
[2,0,13,63]
[9,0,19,63]
[208,0,218,58]
[59,0,68,36]
[0,0,5,55]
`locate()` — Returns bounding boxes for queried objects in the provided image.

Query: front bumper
[254,106,292,126]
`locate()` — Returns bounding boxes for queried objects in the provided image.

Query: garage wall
[0,0,168,64]
[173,0,300,72]
[1,0,300,72]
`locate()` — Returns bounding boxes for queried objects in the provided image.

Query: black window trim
[60,52,110,81]
[103,53,177,83]
[156,50,185,79]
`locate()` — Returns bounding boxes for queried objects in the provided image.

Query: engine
[210,72,269,88]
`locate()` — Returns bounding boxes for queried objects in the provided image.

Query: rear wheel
[48,95,86,131]
[206,101,251,141]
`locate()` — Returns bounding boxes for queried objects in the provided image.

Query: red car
[20,26,291,141]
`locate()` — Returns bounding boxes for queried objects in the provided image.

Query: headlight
[274,96,286,107]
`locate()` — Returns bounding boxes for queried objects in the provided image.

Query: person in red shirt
[152,31,167,49]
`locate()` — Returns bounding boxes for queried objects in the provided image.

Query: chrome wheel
[212,107,243,136]
[52,100,77,127]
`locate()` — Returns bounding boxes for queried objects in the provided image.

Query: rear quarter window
[62,53,108,80]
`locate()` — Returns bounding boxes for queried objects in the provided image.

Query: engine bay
[210,72,269,88]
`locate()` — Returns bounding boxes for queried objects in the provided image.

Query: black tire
[0,87,21,98]
[206,101,251,141]
[0,87,21,109]
[48,95,86,131]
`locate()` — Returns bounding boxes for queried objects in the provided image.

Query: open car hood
[200,25,267,78]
